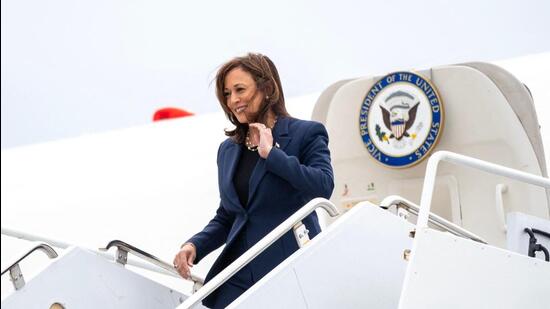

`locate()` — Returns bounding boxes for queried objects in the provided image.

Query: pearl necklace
[245,118,277,152]
[245,132,258,151]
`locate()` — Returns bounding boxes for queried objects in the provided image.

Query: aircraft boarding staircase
[2,151,549,309]
[3,61,550,308]
[183,151,550,309]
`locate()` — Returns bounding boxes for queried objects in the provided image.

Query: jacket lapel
[222,141,245,212]
[248,117,292,207]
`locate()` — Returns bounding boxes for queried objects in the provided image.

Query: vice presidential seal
[359,72,444,168]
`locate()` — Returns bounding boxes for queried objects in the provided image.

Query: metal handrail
[177,197,339,309]
[380,195,487,244]
[495,184,508,232]
[418,151,550,229]
[1,227,201,283]
[100,239,204,287]
[1,242,58,275]
[1,242,58,290]
[1,227,73,249]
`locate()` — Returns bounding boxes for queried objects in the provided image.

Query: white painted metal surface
[398,228,550,309]
[229,203,414,309]
[321,63,549,248]
[1,246,199,309]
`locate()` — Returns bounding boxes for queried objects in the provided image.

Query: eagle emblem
[359,71,444,168]
[379,91,420,140]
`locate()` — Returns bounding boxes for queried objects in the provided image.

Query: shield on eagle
[380,91,420,141]
[390,119,406,139]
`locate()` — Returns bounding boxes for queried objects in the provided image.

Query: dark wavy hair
[215,53,290,144]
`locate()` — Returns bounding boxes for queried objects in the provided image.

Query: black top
[233,145,260,208]
[223,145,260,274]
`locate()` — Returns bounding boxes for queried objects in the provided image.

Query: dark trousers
[204,228,255,308]
[205,265,254,308]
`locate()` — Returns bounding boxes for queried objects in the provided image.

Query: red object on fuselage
[153,107,194,121]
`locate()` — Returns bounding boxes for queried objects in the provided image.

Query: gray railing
[1,242,58,290]
[100,239,203,291]
[380,195,487,244]
[177,197,339,309]
[1,227,203,288]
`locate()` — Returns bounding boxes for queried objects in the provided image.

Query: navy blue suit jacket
[187,117,334,300]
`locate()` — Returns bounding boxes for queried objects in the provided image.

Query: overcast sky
[2,0,550,148]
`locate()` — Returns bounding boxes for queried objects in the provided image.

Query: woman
[173,53,334,308]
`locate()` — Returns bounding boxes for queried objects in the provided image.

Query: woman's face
[224,67,264,124]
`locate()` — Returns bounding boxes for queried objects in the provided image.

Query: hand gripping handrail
[1,227,201,285]
[1,242,58,290]
[380,195,487,243]
[418,151,550,230]
[177,197,339,309]
[100,240,204,289]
